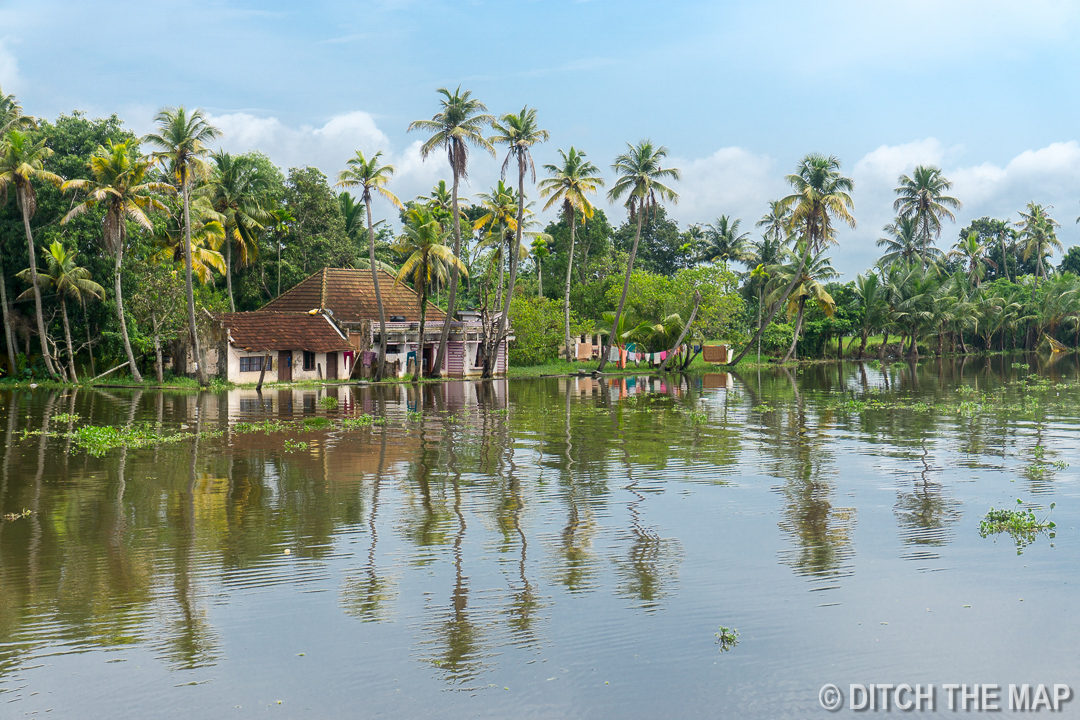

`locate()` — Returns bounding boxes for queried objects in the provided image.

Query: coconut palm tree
[336,150,403,381]
[538,147,604,363]
[756,200,792,245]
[1016,202,1062,282]
[409,87,494,378]
[152,196,226,284]
[268,206,294,298]
[62,139,175,382]
[143,106,221,385]
[853,270,889,357]
[766,242,838,361]
[393,207,467,380]
[0,85,35,134]
[530,236,551,297]
[16,242,104,382]
[488,107,549,377]
[0,130,64,377]
[338,191,366,245]
[893,165,962,265]
[700,215,752,266]
[472,180,520,307]
[599,140,680,372]
[206,151,271,312]
[876,215,935,267]
[948,231,997,287]
[728,153,855,366]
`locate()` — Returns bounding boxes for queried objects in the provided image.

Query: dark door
[278,351,292,382]
[326,352,338,380]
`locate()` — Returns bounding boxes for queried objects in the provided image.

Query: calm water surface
[1,356,1078,718]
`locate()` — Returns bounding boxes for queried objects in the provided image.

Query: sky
[3,0,1080,276]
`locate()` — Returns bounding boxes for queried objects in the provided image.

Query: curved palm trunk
[782,297,807,363]
[18,194,57,378]
[415,277,428,382]
[114,240,142,382]
[878,329,889,360]
[488,167,526,379]
[83,301,95,376]
[59,296,77,382]
[225,231,235,313]
[431,172,462,379]
[728,238,813,367]
[908,323,919,358]
[181,172,208,386]
[563,208,577,363]
[598,209,644,372]
[0,255,17,375]
[366,197,387,381]
[659,291,701,372]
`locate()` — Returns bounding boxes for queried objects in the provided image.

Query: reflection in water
[0,355,1078,714]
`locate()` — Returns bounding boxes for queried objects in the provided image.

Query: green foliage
[1059,246,1080,276]
[979,499,1056,553]
[612,206,689,276]
[508,294,584,366]
[715,625,739,652]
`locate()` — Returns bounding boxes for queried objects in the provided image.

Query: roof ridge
[320,267,328,310]
[255,267,323,311]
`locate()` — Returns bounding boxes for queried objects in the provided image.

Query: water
[0,355,1078,718]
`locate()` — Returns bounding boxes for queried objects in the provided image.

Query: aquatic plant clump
[66,423,195,457]
[715,625,739,653]
[979,500,1056,553]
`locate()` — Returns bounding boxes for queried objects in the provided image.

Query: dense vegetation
[1,85,1078,383]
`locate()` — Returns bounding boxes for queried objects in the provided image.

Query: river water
[0,355,1077,718]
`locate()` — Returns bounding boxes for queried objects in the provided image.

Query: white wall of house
[227,346,351,383]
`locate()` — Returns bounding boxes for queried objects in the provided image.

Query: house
[214,310,355,383]
[257,268,509,378]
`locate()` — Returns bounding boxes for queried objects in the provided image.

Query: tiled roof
[219,311,353,353]
[258,268,446,324]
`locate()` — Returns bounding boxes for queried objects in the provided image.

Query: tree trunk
[366,196,388,381]
[488,164,526,379]
[878,330,889,361]
[152,309,163,384]
[182,170,208,386]
[659,291,701,372]
[756,287,763,361]
[415,282,427,382]
[727,237,813,367]
[277,237,282,298]
[226,229,235,312]
[781,297,806,363]
[908,323,919,358]
[83,301,95,377]
[18,192,57,378]
[0,255,17,375]
[859,330,869,358]
[1001,233,1010,283]
[599,209,644,372]
[563,206,577,363]
[114,241,143,382]
[60,296,77,383]
[431,170,462,379]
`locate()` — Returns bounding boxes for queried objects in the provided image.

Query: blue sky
[3,0,1080,276]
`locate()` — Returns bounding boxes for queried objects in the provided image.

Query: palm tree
[206,151,271,312]
[876,215,934,267]
[143,106,221,386]
[530,236,551,297]
[62,139,175,382]
[766,243,838,361]
[336,150,403,381]
[853,271,888,357]
[1016,202,1062,282]
[268,206,294,298]
[893,165,962,265]
[409,87,494,378]
[728,153,855,366]
[538,147,604,363]
[338,191,366,245]
[948,231,997,287]
[16,242,104,382]
[0,130,64,377]
[488,107,549,377]
[152,196,226,284]
[700,215,752,266]
[756,200,792,245]
[393,207,467,379]
[472,181,520,307]
[599,140,680,372]
[0,85,35,134]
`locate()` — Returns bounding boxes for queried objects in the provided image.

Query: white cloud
[0,39,22,93]
[669,146,782,227]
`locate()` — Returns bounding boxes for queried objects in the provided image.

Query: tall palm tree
[338,191,366,245]
[756,200,792,245]
[893,165,962,266]
[766,242,838,361]
[876,215,934,267]
[143,106,221,386]
[62,139,175,382]
[488,107,549,377]
[728,153,855,366]
[599,140,680,372]
[1016,202,1062,282]
[206,151,271,312]
[0,130,64,377]
[948,231,996,287]
[700,215,752,266]
[538,147,604,363]
[472,180,520,307]
[853,270,889,357]
[336,150,403,381]
[152,196,226,284]
[268,206,294,298]
[409,87,494,378]
[16,242,104,382]
[393,207,467,380]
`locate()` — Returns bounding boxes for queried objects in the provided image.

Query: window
[239,356,272,373]
[303,351,316,371]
